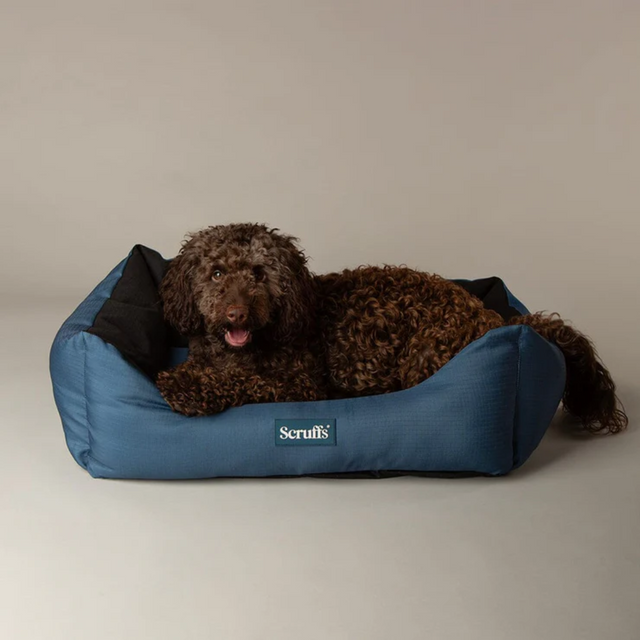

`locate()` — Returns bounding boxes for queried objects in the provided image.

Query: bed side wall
[50,255,131,469]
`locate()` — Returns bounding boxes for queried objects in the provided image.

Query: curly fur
[510,314,627,433]
[157,224,327,416]
[157,223,627,433]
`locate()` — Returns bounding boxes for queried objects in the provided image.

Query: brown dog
[156,223,627,433]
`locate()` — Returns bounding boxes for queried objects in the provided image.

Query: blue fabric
[50,253,566,479]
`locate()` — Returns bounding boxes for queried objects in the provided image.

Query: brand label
[275,419,337,446]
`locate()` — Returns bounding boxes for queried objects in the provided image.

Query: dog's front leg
[157,362,244,416]
[156,362,280,416]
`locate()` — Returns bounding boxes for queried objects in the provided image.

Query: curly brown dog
[156,223,627,433]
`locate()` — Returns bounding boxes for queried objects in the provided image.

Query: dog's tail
[509,313,628,434]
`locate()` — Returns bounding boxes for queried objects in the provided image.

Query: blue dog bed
[50,245,566,480]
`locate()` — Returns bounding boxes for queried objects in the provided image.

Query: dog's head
[160,223,316,349]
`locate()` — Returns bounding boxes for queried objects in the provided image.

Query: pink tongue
[226,329,250,345]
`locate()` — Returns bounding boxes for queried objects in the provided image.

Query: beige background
[2,1,639,377]
[1,2,639,639]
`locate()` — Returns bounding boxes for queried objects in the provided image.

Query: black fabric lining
[86,245,180,378]
[452,277,522,322]
[87,244,523,379]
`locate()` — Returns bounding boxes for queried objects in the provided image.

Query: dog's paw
[156,369,221,417]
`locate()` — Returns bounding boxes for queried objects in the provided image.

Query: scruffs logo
[275,419,337,446]
[280,424,330,440]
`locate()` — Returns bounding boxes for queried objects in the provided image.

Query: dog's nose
[226,305,248,325]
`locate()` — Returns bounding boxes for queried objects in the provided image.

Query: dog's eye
[211,269,224,280]
[253,267,266,282]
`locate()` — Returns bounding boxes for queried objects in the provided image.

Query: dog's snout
[226,305,248,325]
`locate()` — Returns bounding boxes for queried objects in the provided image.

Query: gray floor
[2,304,639,640]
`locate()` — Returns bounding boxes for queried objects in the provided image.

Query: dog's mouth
[224,328,252,348]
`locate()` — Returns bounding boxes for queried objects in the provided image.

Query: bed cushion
[50,245,566,479]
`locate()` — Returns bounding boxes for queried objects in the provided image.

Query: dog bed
[50,245,566,480]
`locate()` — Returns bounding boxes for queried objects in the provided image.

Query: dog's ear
[159,240,203,336]
[272,237,317,344]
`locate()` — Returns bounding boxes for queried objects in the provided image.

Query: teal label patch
[275,419,337,446]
